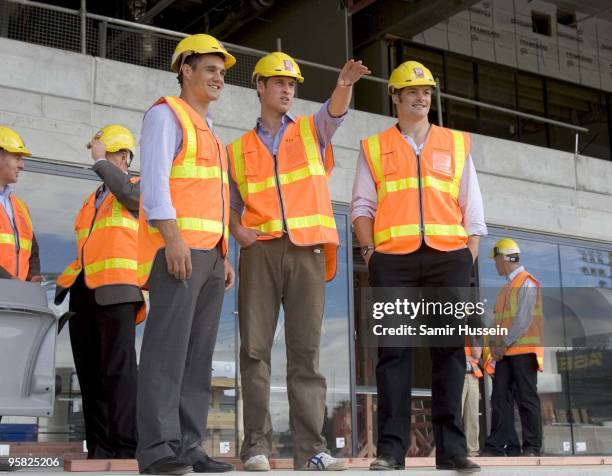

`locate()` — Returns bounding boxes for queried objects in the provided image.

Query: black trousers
[68,274,138,459]
[369,244,473,464]
[484,353,542,455]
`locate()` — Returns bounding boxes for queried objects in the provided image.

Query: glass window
[480,232,612,455]
[547,80,611,160]
[260,211,353,459]
[479,233,570,455]
[559,245,612,455]
[9,170,102,440]
[477,64,519,141]
[517,73,548,147]
[446,57,478,132]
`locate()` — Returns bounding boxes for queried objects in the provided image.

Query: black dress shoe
[369,455,404,470]
[192,455,234,473]
[522,451,539,457]
[479,450,504,457]
[141,456,193,475]
[436,456,481,473]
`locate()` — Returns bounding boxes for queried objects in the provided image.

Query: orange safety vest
[362,124,470,254]
[494,270,544,372]
[138,96,229,286]
[0,193,33,280]
[56,178,145,324]
[482,340,496,376]
[227,115,339,281]
[465,346,483,378]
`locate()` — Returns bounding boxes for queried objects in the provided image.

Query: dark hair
[255,76,270,99]
[177,52,226,86]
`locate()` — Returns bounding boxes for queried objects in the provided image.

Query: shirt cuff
[324,98,348,121]
[144,204,177,223]
[465,223,488,236]
[350,206,376,223]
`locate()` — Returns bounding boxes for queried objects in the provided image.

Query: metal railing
[0,0,588,157]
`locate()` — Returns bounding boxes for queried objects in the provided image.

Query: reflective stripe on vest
[494,270,544,371]
[56,180,140,290]
[0,194,34,280]
[137,96,229,286]
[363,125,469,254]
[228,115,339,281]
[465,346,484,378]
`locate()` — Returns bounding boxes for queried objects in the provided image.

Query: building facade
[1,0,612,459]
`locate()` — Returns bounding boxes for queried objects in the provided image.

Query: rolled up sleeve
[350,146,378,223]
[314,99,346,149]
[140,105,181,222]
[458,154,487,236]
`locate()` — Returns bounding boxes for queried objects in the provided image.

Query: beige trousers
[238,236,328,468]
[461,373,480,456]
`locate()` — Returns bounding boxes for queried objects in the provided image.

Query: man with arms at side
[136,34,236,476]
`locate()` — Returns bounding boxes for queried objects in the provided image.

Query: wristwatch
[360,245,375,257]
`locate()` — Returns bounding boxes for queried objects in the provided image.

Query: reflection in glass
[560,245,612,454]
[479,234,569,455]
[11,171,102,442]
[478,64,518,141]
[547,80,611,160]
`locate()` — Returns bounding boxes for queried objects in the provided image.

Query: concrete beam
[353,0,480,49]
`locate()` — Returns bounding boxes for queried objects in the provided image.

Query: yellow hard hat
[171,34,236,73]
[97,125,136,155]
[252,52,304,83]
[388,60,436,93]
[489,238,521,259]
[0,126,31,156]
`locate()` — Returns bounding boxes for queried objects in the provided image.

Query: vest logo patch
[432,150,452,176]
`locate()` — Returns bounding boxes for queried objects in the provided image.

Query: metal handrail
[3,0,589,143]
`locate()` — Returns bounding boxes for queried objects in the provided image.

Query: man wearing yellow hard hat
[227,52,369,471]
[481,238,543,457]
[54,124,143,460]
[136,34,235,475]
[0,126,41,282]
[351,61,486,472]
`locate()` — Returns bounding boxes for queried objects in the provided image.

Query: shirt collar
[0,184,12,198]
[507,266,525,282]
[255,112,296,135]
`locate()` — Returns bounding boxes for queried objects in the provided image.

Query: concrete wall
[1,37,611,243]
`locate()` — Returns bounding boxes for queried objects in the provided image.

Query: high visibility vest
[227,115,339,281]
[481,339,496,376]
[56,178,145,323]
[0,193,33,280]
[494,270,544,371]
[465,346,483,378]
[362,124,470,254]
[137,96,230,286]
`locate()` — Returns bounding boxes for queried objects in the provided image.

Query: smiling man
[0,126,41,283]
[136,34,235,475]
[227,52,370,471]
[351,61,487,473]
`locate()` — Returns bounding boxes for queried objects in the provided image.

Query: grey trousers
[136,247,225,471]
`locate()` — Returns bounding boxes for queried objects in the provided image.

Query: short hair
[255,75,270,99]
[177,52,226,86]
